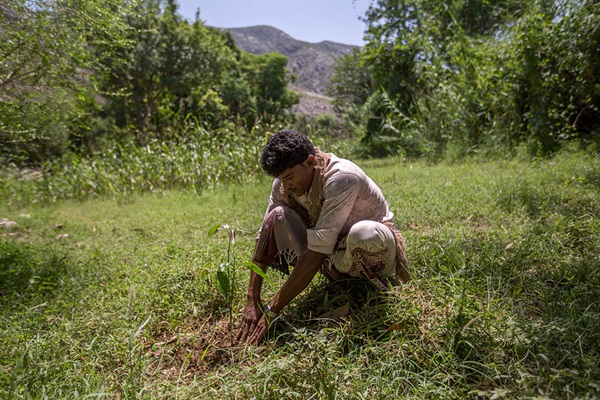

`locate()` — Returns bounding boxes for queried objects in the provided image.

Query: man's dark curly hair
[261,129,315,177]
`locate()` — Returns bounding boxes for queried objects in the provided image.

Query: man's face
[277,155,315,196]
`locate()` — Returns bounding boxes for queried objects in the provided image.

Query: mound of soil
[142,316,261,380]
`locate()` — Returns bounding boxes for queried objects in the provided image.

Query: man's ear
[306,155,315,167]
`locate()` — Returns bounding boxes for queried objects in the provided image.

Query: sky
[176,0,372,46]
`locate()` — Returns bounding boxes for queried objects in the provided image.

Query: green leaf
[218,262,231,274]
[245,261,272,283]
[216,262,231,299]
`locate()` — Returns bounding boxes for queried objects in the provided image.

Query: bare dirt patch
[142,316,263,381]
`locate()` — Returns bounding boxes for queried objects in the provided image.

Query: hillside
[221,25,357,116]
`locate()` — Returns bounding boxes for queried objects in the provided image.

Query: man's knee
[347,220,394,250]
[336,220,397,278]
[267,206,303,225]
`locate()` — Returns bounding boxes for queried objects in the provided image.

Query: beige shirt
[265,154,393,255]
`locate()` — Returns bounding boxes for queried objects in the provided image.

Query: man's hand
[236,300,262,343]
[239,250,326,346]
[248,315,269,345]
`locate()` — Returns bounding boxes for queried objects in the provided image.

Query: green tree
[218,69,257,129]
[361,0,526,115]
[508,0,600,153]
[0,0,132,165]
[241,52,299,123]
[362,1,420,115]
[355,0,598,157]
[327,47,374,114]
[99,0,237,139]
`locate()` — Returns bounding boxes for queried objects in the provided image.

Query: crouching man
[238,129,410,345]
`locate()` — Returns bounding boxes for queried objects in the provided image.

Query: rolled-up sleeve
[307,173,360,254]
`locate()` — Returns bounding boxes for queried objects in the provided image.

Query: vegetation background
[1,0,599,398]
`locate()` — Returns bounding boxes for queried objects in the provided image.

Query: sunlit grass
[1,149,599,398]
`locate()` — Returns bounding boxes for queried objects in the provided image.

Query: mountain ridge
[220,25,357,115]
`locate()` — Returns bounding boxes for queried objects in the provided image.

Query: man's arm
[236,263,267,343]
[269,249,327,314]
[248,249,327,345]
[247,265,265,302]
[238,180,285,342]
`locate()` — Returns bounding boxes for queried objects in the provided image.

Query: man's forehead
[277,156,314,180]
[278,166,299,180]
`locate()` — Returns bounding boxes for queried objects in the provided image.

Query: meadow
[1,149,599,399]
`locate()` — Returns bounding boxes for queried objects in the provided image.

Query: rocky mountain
[221,25,357,116]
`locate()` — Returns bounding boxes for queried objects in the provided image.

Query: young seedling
[208,224,274,356]
[208,224,237,353]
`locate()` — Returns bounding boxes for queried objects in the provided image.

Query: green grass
[1,150,599,399]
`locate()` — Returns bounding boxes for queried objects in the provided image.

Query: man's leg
[333,220,396,291]
[252,206,308,274]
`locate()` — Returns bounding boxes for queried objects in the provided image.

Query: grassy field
[1,150,599,399]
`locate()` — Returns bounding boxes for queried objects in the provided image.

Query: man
[238,129,410,345]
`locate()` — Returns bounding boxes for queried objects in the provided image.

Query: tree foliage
[98,0,239,139]
[240,52,300,123]
[327,47,374,113]
[331,0,599,158]
[0,0,132,164]
[3,0,597,166]
[0,0,299,165]
[508,0,600,153]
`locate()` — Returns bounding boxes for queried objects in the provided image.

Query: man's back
[270,152,393,255]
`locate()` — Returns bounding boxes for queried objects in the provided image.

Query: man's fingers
[248,318,267,345]
[236,318,258,344]
[250,327,265,345]
[236,324,246,342]
[236,317,248,342]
